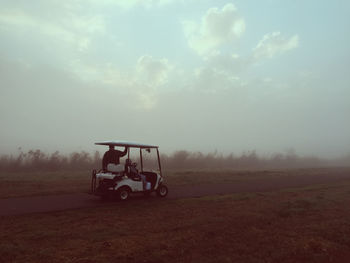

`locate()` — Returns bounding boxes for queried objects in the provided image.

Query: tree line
[0,149,348,172]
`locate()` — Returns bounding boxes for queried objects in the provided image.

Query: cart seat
[107,163,124,173]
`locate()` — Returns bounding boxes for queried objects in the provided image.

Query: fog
[1,1,349,159]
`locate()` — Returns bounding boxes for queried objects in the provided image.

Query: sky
[0,0,349,157]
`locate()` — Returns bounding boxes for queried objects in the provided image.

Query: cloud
[68,55,173,109]
[253,32,299,60]
[136,55,171,88]
[183,3,245,55]
[84,0,175,9]
[0,8,105,53]
[194,31,300,82]
[133,55,172,109]
[193,66,241,93]
[68,55,172,87]
[0,2,299,107]
[204,52,250,74]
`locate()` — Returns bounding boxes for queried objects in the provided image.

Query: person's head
[109,145,114,150]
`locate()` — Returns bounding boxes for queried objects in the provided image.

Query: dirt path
[1,168,350,216]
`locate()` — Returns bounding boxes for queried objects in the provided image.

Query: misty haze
[0,1,349,158]
[1,1,350,263]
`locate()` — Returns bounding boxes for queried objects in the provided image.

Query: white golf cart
[91,141,168,201]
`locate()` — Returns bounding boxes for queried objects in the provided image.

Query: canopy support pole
[157,148,162,177]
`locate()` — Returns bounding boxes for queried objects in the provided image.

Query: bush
[0,149,347,172]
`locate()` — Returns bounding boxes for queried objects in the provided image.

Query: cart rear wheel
[156,185,168,197]
[118,187,130,201]
[91,170,97,193]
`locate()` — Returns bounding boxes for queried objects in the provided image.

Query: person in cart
[102,145,127,171]
[125,159,147,190]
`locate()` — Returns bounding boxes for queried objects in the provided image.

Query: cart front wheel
[157,185,168,197]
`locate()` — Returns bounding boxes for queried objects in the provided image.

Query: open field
[1,178,350,262]
[1,167,350,199]
[0,171,89,199]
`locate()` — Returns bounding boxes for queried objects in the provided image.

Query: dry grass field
[1,178,350,262]
[0,167,347,199]
[0,169,274,198]
[0,171,89,198]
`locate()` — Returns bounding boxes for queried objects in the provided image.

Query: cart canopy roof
[95,141,158,149]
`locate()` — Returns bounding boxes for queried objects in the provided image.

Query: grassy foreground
[0,169,279,199]
[1,180,350,262]
[0,168,345,199]
[0,171,89,198]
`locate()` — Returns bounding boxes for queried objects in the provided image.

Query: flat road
[1,168,350,216]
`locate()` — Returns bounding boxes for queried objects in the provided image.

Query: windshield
[141,148,160,173]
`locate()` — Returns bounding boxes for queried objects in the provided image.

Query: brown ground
[1,175,350,262]
[1,167,350,216]
[2,167,350,199]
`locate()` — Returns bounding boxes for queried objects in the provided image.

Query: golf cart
[91,141,168,201]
